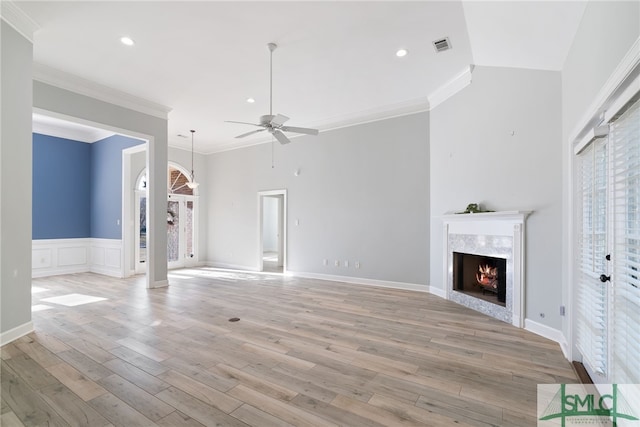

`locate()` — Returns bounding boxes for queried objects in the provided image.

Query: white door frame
[123,144,147,277]
[258,189,287,272]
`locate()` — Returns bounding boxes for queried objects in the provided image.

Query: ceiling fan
[225,43,319,145]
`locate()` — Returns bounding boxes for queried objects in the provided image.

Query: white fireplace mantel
[442,210,531,327]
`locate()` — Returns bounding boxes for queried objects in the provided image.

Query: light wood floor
[1,268,577,426]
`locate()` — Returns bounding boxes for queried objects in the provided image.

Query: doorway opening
[135,163,198,274]
[258,190,286,273]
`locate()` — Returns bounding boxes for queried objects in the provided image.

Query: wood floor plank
[0,411,26,427]
[14,337,63,368]
[88,392,156,427]
[102,358,170,395]
[98,374,174,421]
[116,337,171,362]
[368,392,483,426]
[214,363,299,402]
[229,404,296,427]
[0,362,69,427]
[155,410,206,427]
[4,353,60,390]
[155,386,249,427]
[46,362,108,401]
[290,394,388,427]
[228,384,338,427]
[157,369,242,413]
[38,382,112,427]
[109,346,168,376]
[57,348,114,381]
[66,338,117,364]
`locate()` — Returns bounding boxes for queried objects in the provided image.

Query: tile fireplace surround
[442,211,530,327]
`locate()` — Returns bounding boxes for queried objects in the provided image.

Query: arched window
[136,163,196,196]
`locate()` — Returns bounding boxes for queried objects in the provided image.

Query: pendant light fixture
[186,129,199,189]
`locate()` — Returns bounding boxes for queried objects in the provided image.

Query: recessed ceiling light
[120,36,135,46]
[396,48,408,58]
[246,98,255,103]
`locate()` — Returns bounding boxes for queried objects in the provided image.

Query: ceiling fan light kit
[225,43,319,145]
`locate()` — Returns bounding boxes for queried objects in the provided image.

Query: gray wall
[207,112,430,285]
[562,1,639,141]
[430,66,563,329]
[1,22,33,337]
[33,82,169,288]
[561,1,640,344]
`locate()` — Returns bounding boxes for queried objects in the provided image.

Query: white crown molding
[310,96,430,134]
[0,1,40,42]
[33,63,172,120]
[33,114,114,143]
[427,65,474,110]
[206,97,431,155]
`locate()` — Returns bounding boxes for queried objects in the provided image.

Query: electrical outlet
[323,259,328,266]
[344,261,349,268]
[355,261,360,269]
[334,260,340,267]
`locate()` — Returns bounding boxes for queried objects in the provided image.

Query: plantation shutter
[575,138,609,376]
[610,97,640,385]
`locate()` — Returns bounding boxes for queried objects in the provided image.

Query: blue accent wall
[90,134,143,239]
[32,133,91,239]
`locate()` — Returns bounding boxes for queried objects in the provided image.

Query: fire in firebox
[476,264,498,290]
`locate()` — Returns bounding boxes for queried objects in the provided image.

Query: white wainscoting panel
[58,246,88,266]
[89,239,123,278]
[32,238,123,278]
[32,239,90,277]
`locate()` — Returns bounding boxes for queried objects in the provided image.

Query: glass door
[135,193,197,272]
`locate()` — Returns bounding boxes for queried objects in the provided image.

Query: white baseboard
[288,271,430,293]
[525,318,568,357]
[206,261,260,272]
[0,321,34,346]
[428,285,447,299]
[148,279,169,288]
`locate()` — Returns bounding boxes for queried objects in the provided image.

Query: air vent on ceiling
[433,37,451,52]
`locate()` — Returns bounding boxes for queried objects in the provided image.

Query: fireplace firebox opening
[453,252,507,307]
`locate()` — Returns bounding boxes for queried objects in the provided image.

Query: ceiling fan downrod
[268,43,277,117]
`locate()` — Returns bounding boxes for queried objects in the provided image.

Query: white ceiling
[15,1,587,154]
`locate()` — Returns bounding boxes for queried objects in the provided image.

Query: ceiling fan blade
[280,126,319,136]
[270,114,290,126]
[224,120,264,127]
[235,129,266,139]
[272,130,291,145]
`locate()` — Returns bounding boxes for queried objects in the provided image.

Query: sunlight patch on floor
[31,286,50,294]
[31,304,54,312]
[40,293,107,307]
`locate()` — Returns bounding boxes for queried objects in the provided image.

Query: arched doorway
[135,163,198,273]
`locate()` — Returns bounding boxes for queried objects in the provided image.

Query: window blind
[576,139,609,376]
[610,97,640,385]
